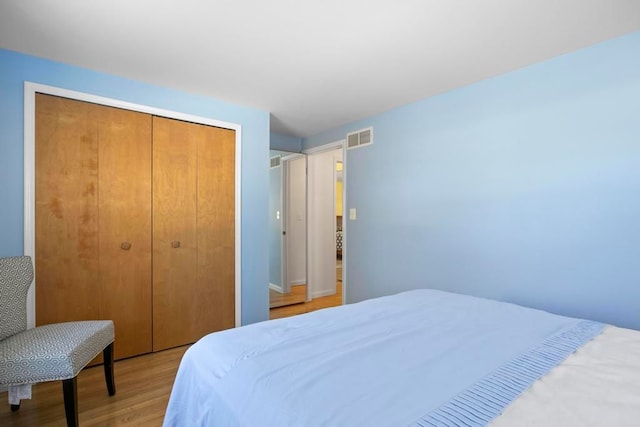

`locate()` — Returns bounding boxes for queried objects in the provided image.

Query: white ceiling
[2,1,640,137]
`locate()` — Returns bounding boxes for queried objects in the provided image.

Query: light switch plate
[349,208,357,220]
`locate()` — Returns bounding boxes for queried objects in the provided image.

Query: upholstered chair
[0,256,116,427]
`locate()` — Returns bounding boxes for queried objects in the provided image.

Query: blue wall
[304,31,640,330]
[0,48,270,325]
[270,131,302,152]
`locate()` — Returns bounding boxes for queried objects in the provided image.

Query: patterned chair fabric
[0,255,115,393]
[0,321,114,385]
[0,256,33,341]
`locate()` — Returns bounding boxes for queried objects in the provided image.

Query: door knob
[120,242,132,250]
[171,241,181,248]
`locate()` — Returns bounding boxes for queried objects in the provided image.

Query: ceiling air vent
[346,127,373,149]
[270,155,281,168]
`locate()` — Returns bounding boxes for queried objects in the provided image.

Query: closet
[34,93,235,360]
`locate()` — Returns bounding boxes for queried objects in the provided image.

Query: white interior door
[283,155,307,292]
[307,147,343,299]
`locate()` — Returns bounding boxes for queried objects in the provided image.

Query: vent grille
[346,127,373,149]
[347,133,359,148]
[270,155,281,168]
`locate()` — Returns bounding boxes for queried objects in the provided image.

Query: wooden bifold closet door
[35,94,153,360]
[152,117,235,351]
[35,94,235,359]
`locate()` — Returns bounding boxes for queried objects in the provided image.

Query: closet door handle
[120,242,132,250]
[171,241,181,249]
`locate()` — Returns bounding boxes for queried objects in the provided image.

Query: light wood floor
[270,264,343,319]
[270,282,343,319]
[269,284,307,308]
[0,346,188,426]
[270,259,342,309]
[2,267,343,425]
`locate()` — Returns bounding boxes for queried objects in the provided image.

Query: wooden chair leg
[62,377,78,427]
[103,342,116,396]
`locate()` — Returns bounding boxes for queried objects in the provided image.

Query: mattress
[163,289,640,426]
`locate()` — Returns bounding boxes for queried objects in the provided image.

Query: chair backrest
[0,256,34,341]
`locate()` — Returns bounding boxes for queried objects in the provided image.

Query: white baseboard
[312,288,336,298]
[269,283,283,293]
[290,279,306,286]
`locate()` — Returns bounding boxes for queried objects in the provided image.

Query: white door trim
[23,82,243,328]
[303,140,344,155]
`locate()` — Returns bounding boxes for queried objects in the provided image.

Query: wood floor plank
[0,346,187,426]
[270,282,343,319]
[269,284,307,308]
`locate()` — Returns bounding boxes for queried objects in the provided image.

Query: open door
[269,152,307,308]
[307,146,343,299]
[282,154,307,295]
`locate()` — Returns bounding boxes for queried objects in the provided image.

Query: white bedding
[492,325,640,426]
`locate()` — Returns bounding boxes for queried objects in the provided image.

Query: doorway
[269,152,307,309]
[269,142,345,319]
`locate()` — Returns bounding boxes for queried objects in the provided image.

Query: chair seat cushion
[0,320,114,386]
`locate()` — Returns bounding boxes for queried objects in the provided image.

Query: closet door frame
[23,82,242,330]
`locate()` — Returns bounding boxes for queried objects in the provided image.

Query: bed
[163,289,640,426]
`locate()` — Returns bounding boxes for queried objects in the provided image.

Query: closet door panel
[152,117,198,351]
[98,106,153,359]
[197,126,236,333]
[35,94,100,324]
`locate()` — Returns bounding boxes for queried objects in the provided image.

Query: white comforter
[492,325,640,426]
